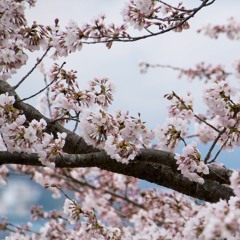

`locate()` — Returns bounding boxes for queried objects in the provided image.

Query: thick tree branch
[0,80,234,203]
[0,150,234,203]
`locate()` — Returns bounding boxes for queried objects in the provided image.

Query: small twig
[72,112,80,133]
[49,185,73,202]
[194,114,220,133]
[14,46,51,89]
[147,63,182,71]
[179,136,187,146]
[17,62,66,103]
[209,137,229,164]
[43,74,52,117]
[144,28,155,35]
[204,128,226,163]
[51,117,80,124]
[186,134,199,138]
[205,0,216,6]
[0,132,8,151]
[158,0,194,13]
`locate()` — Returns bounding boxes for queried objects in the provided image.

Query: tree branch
[0,150,234,203]
[0,80,234,203]
[80,0,215,44]
[14,46,51,89]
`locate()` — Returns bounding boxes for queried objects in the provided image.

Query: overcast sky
[11,0,239,162]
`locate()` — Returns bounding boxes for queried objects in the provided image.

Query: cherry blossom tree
[0,0,240,239]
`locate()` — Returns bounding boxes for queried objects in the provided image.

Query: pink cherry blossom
[0,1,240,239]
[175,142,209,184]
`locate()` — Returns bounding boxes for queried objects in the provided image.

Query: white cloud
[0,179,41,217]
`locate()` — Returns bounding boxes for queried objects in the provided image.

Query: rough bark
[0,81,235,203]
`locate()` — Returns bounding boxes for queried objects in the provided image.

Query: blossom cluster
[230,170,240,197]
[63,198,125,239]
[175,142,209,184]
[165,91,194,120]
[121,0,158,31]
[155,117,188,152]
[155,92,193,152]
[80,110,154,163]
[0,0,203,82]
[5,193,240,240]
[128,190,195,239]
[121,0,190,32]
[203,79,240,151]
[48,64,115,123]
[1,1,240,239]
[0,1,123,80]
[199,17,240,40]
[4,169,240,240]
[139,61,229,82]
[68,168,139,226]
[49,17,129,57]
[0,93,66,168]
[203,80,236,125]
[11,165,140,228]
[0,0,48,80]
[139,60,240,157]
[182,196,240,239]
[39,63,153,164]
[179,63,229,82]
